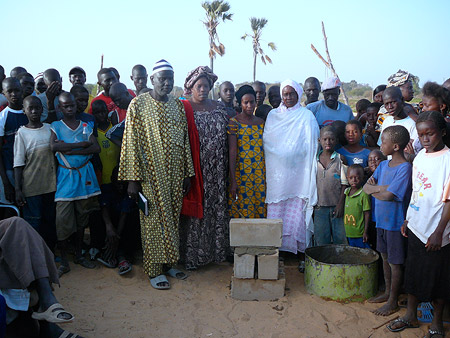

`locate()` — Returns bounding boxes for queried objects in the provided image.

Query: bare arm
[334,185,347,218]
[66,134,101,155]
[0,137,14,202]
[363,178,395,201]
[426,201,450,251]
[14,166,26,206]
[50,130,91,153]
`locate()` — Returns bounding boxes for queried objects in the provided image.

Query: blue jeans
[22,192,57,250]
[313,206,347,246]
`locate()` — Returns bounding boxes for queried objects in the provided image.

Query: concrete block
[233,253,255,279]
[257,249,279,280]
[229,218,282,247]
[231,271,285,301]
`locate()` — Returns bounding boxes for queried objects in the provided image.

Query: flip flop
[386,318,420,332]
[166,268,188,280]
[150,275,170,290]
[31,303,74,323]
[118,260,132,275]
[74,256,96,269]
[424,328,445,338]
[58,264,71,278]
[59,330,81,338]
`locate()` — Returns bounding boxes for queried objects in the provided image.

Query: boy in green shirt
[344,164,371,248]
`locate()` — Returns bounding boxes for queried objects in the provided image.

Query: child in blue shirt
[50,92,101,277]
[364,125,412,316]
[337,120,371,167]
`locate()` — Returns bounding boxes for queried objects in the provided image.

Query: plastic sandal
[31,303,74,323]
[150,275,170,290]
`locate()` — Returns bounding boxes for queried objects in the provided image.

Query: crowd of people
[0,61,450,338]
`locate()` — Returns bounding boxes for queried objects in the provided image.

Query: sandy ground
[54,260,449,338]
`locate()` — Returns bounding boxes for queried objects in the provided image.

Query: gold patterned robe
[118,93,194,276]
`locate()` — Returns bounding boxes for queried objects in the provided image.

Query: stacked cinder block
[229,218,285,301]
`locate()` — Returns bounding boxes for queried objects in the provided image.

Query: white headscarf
[263,79,319,231]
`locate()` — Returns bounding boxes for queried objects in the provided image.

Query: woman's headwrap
[235,85,256,106]
[387,70,410,87]
[184,66,218,96]
[278,79,303,112]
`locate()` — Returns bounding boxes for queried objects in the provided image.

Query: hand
[45,81,62,106]
[229,178,237,201]
[401,220,408,237]
[183,177,191,196]
[425,230,443,251]
[367,176,376,185]
[404,140,414,155]
[363,231,369,243]
[127,181,141,200]
[4,182,15,203]
[333,203,344,218]
[15,189,26,207]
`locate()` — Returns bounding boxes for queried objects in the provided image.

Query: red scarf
[181,100,203,219]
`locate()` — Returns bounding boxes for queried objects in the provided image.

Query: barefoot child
[314,126,348,245]
[337,120,371,166]
[387,111,450,337]
[364,125,412,316]
[51,92,101,276]
[14,96,57,250]
[343,164,371,248]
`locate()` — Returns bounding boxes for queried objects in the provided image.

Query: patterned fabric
[228,119,266,218]
[267,197,307,253]
[387,69,410,87]
[118,93,194,277]
[183,66,218,96]
[179,106,230,270]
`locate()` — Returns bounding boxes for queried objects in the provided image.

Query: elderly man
[306,77,353,128]
[118,60,194,290]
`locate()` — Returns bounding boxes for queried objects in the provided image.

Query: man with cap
[69,66,94,113]
[306,77,353,128]
[118,59,194,290]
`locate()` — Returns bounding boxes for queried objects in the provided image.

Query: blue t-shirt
[306,100,354,128]
[372,160,412,231]
[337,147,371,167]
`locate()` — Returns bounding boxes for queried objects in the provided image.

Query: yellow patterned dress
[118,93,194,277]
[228,119,266,218]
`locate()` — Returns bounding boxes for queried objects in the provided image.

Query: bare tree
[242,17,276,82]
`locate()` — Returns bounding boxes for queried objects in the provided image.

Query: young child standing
[362,102,383,147]
[51,92,101,276]
[14,96,57,250]
[343,164,371,248]
[364,125,412,316]
[337,120,371,166]
[386,111,450,337]
[314,126,348,246]
[367,149,386,247]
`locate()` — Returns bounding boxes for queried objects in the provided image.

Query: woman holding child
[263,80,319,254]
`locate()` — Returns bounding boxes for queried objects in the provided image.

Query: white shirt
[377,115,418,146]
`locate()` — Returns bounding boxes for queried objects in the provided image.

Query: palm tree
[201,1,233,73]
[241,17,277,82]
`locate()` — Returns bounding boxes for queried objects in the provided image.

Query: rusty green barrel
[304,245,379,302]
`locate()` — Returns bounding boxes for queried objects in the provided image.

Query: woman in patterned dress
[228,85,266,218]
[179,66,230,270]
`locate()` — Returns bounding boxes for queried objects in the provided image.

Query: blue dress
[51,120,100,202]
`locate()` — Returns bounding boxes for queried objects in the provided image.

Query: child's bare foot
[368,292,389,303]
[372,302,399,316]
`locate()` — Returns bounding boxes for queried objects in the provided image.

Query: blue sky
[3,0,450,91]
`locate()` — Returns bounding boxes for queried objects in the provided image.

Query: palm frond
[268,42,277,51]
[241,34,248,40]
[265,55,272,64]
[261,55,266,65]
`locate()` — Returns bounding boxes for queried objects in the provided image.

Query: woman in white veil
[263,79,319,259]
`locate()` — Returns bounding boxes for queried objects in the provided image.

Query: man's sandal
[150,275,170,290]
[167,268,187,280]
[118,260,132,275]
[31,303,74,323]
[58,265,70,278]
[59,330,81,338]
[424,328,445,338]
[74,256,96,269]
[386,318,420,332]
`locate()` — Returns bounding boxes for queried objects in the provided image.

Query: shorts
[347,237,371,249]
[376,228,406,265]
[56,197,100,241]
[405,229,450,302]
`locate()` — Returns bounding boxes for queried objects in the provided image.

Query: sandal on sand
[97,257,117,268]
[118,260,132,275]
[167,268,187,280]
[74,256,96,269]
[59,330,81,338]
[424,328,445,338]
[31,303,74,323]
[58,265,70,278]
[387,318,420,332]
[150,275,170,290]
